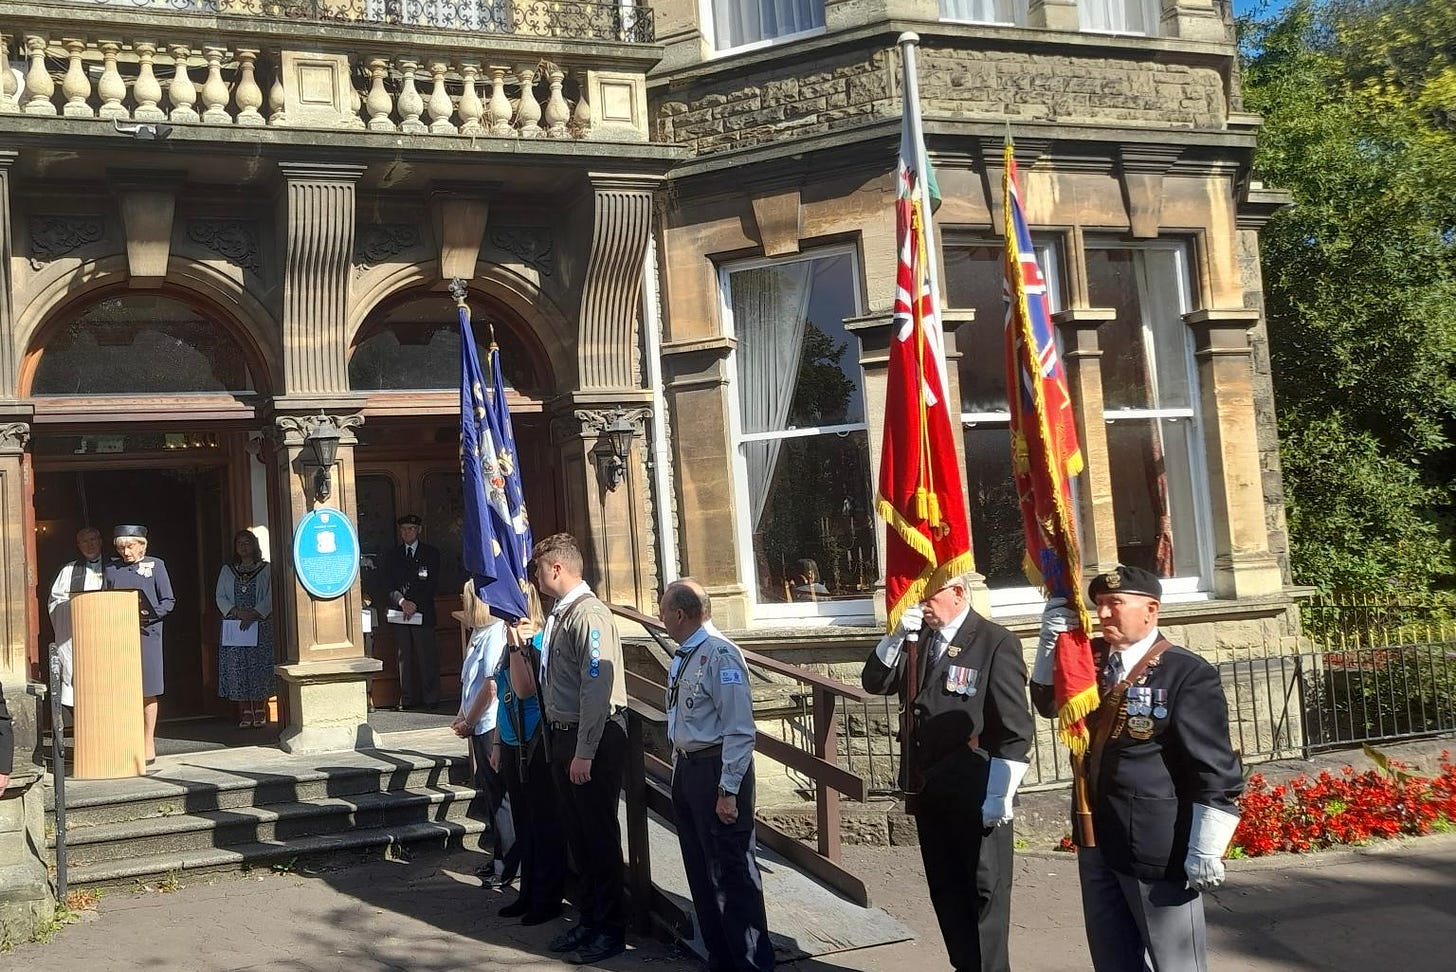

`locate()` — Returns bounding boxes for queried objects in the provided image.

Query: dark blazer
[1087,638,1244,881]
[382,542,442,627]
[862,611,1034,808]
[0,685,12,776]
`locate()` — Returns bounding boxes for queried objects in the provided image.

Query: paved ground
[4,830,1455,971]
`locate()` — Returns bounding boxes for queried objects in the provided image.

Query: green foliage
[1241,0,1456,596]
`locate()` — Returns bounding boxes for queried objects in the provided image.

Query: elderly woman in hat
[104,524,175,765]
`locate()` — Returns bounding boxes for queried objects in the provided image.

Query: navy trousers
[549,720,627,937]
[671,755,774,972]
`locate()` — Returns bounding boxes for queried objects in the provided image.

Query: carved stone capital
[273,411,365,450]
[0,423,29,455]
[550,405,651,445]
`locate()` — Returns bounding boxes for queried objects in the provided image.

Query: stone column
[0,420,51,941]
[1160,0,1229,41]
[549,401,658,614]
[270,406,379,754]
[1053,308,1121,573]
[659,337,749,629]
[277,162,366,395]
[0,152,18,400]
[577,173,659,392]
[1028,0,1081,30]
[1185,309,1285,599]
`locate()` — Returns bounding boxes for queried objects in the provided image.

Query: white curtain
[713,0,826,50]
[732,261,816,527]
[940,0,1026,25]
[1078,0,1160,34]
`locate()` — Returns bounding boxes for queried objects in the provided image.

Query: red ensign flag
[877,112,973,628]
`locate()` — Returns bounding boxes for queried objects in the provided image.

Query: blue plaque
[292,506,360,600]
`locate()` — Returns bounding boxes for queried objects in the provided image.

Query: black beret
[1088,564,1162,602]
[396,514,422,526]
[113,524,148,539]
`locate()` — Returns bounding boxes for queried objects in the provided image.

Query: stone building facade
[0,0,1297,934]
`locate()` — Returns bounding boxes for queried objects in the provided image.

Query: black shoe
[498,899,530,919]
[522,904,564,928]
[570,931,625,965]
[548,922,589,951]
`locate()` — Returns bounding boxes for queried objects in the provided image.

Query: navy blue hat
[113,524,148,539]
[396,514,422,526]
[1088,564,1162,601]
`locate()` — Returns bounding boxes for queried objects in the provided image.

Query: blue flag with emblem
[455,283,530,622]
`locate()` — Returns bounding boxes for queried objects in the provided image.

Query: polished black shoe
[570,931,625,966]
[547,922,589,952]
[498,899,530,919]
[521,904,564,928]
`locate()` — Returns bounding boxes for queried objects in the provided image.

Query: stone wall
[652,40,1230,157]
[918,46,1228,130]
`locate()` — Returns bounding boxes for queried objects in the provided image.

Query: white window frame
[939,0,1030,27]
[1088,240,1213,599]
[699,0,828,57]
[949,239,1070,619]
[719,243,875,626]
[1077,0,1162,36]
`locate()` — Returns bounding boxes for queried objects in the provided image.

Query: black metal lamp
[305,419,342,502]
[596,409,636,491]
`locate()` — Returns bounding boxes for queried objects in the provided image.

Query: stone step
[54,786,479,867]
[59,818,490,890]
[47,749,470,830]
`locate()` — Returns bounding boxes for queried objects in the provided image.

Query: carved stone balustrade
[0,4,654,142]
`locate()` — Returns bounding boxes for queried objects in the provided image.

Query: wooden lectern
[71,590,147,779]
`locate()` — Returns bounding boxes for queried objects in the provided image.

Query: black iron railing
[58,0,657,43]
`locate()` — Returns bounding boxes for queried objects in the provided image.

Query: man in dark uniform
[1038,566,1243,972]
[660,578,774,972]
[382,514,441,710]
[861,573,1034,972]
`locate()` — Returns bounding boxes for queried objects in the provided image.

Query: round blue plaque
[292,506,361,600]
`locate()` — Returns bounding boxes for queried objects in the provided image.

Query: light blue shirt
[460,622,507,736]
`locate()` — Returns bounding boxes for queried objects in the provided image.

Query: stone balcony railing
[0,9,655,141]
[45,0,654,44]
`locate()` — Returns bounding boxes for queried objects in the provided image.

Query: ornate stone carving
[551,405,651,445]
[188,218,261,273]
[274,411,365,449]
[489,225,555,276]
[28,215,103,269]
[0,423,29,455]
[353,222,420,270]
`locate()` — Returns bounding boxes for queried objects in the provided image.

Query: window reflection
[32,295,254,395]
[963,425,1027,588]
[351,295,540,393]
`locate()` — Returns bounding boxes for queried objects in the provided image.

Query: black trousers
[549,719,627,937]
[393,622,439,707]
[501,735,567,912]
[914,797,1014,972]
[672,756,774,972]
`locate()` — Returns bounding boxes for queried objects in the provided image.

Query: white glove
[982,758,1030,828]
[1184,803,1240,892]
[875,604,925,666]
[1031,597,1079,684]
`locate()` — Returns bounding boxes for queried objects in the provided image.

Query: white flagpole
[897,32,943,330]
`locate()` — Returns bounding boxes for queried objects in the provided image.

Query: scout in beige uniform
[531,533,628,966]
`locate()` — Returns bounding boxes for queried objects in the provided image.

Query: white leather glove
[982,758,1030,828]
[1032,597,1079,684]
[875,603,925,666]
[1185,803,1240,892]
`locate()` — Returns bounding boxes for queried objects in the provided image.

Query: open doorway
[35,465,233,722]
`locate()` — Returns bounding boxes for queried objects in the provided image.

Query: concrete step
[59,817,490,890]
[54,786,479,866]
[47,748,470,830]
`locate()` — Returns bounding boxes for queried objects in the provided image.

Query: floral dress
[216,561,276,702]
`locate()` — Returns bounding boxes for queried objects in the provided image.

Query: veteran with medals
[860,573,1034,972]
[104,524,175,766]
[1073,565,1244,972]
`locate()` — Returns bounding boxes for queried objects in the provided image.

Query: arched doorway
[25,288,275,730]
[349,287,557,707]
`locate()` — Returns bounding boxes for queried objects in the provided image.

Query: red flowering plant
[1230,746,1456,857]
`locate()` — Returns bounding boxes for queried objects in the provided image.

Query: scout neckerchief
[1086,636,1172,802]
